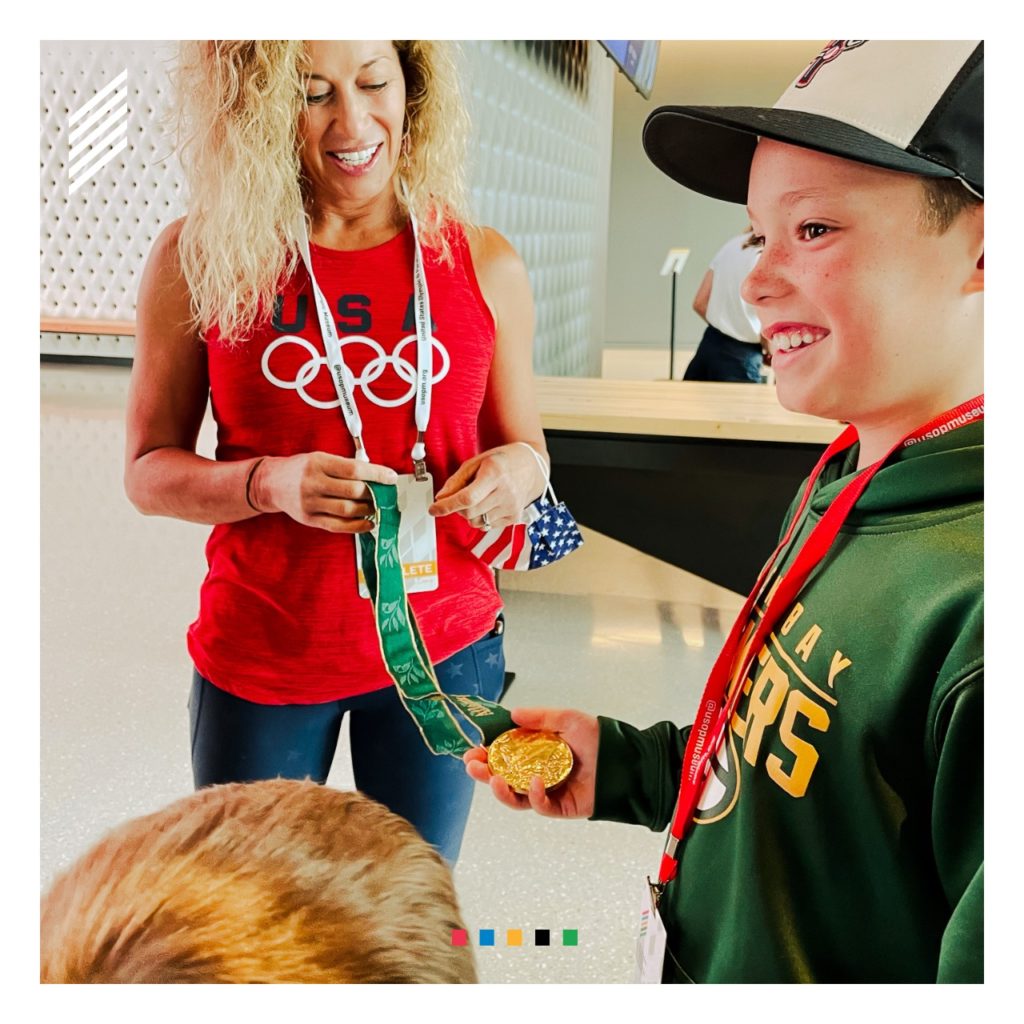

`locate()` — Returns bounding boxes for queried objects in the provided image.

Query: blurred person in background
[686,231,765,383]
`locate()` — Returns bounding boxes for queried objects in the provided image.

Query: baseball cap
[642,40,983,204]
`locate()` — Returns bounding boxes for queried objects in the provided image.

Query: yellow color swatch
[506,929,523,946]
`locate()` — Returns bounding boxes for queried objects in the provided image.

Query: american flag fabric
[472,496,584,571]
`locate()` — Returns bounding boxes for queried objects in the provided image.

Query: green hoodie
[591,420,983,983]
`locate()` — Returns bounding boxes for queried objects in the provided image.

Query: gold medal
[487,728,574,795]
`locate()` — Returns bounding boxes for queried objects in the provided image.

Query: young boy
[465,40,983,983]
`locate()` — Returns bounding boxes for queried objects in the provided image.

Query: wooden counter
[531,376,840,595]
[535,376,842,445]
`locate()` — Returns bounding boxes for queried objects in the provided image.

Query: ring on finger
[481,511,491,529]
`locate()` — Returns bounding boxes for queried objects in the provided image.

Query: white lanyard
[295,182,434,477]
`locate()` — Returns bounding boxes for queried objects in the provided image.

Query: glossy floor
[40,363,742,984]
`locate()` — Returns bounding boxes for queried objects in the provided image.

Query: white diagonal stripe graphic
[69,88,127,144]
[69,104,128,162]
[68,118,128,179]
[68,69,127,126]
[67,70,129,194]
[69,138,127,194]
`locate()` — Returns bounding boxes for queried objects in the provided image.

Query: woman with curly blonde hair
[125,41,548,864]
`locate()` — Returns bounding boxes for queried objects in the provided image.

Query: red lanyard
[658,394,985,887]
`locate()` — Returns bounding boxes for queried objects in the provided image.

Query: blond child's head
[40,780,477,983]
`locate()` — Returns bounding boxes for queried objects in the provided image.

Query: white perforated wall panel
[40,41,613,375]
[40,332,135,361]
[464,42,612,375]
[40,42,186,327]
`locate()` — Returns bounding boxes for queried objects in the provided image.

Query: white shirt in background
[706,234,763,344]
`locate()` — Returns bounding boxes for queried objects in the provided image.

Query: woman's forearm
[125,447,263,525]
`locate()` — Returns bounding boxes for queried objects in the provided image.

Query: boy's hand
[463,707,599,818]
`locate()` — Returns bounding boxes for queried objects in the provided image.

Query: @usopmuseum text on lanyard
[635,394,984,983]
[296,187,437,598]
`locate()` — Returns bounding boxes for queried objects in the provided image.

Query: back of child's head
[40,779,477,983]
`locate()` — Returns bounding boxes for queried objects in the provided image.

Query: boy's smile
[742,139,983,464]
[763,321,830,356]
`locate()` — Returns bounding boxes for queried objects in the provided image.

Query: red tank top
[188,222,503,704]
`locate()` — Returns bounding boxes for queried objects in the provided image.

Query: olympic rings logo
[261,334,451,410]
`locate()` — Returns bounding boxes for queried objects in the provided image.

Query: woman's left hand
[429,443,547,530]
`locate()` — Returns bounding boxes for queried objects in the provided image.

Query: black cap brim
[643,105,961,205]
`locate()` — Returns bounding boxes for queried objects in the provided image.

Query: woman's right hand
[251,452,398,533]
[463,707,600,819]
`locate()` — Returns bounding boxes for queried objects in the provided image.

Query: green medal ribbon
[359,481,515,757]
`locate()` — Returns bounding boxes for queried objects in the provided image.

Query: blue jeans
[683,324,764,383]
[188,620,506,865]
